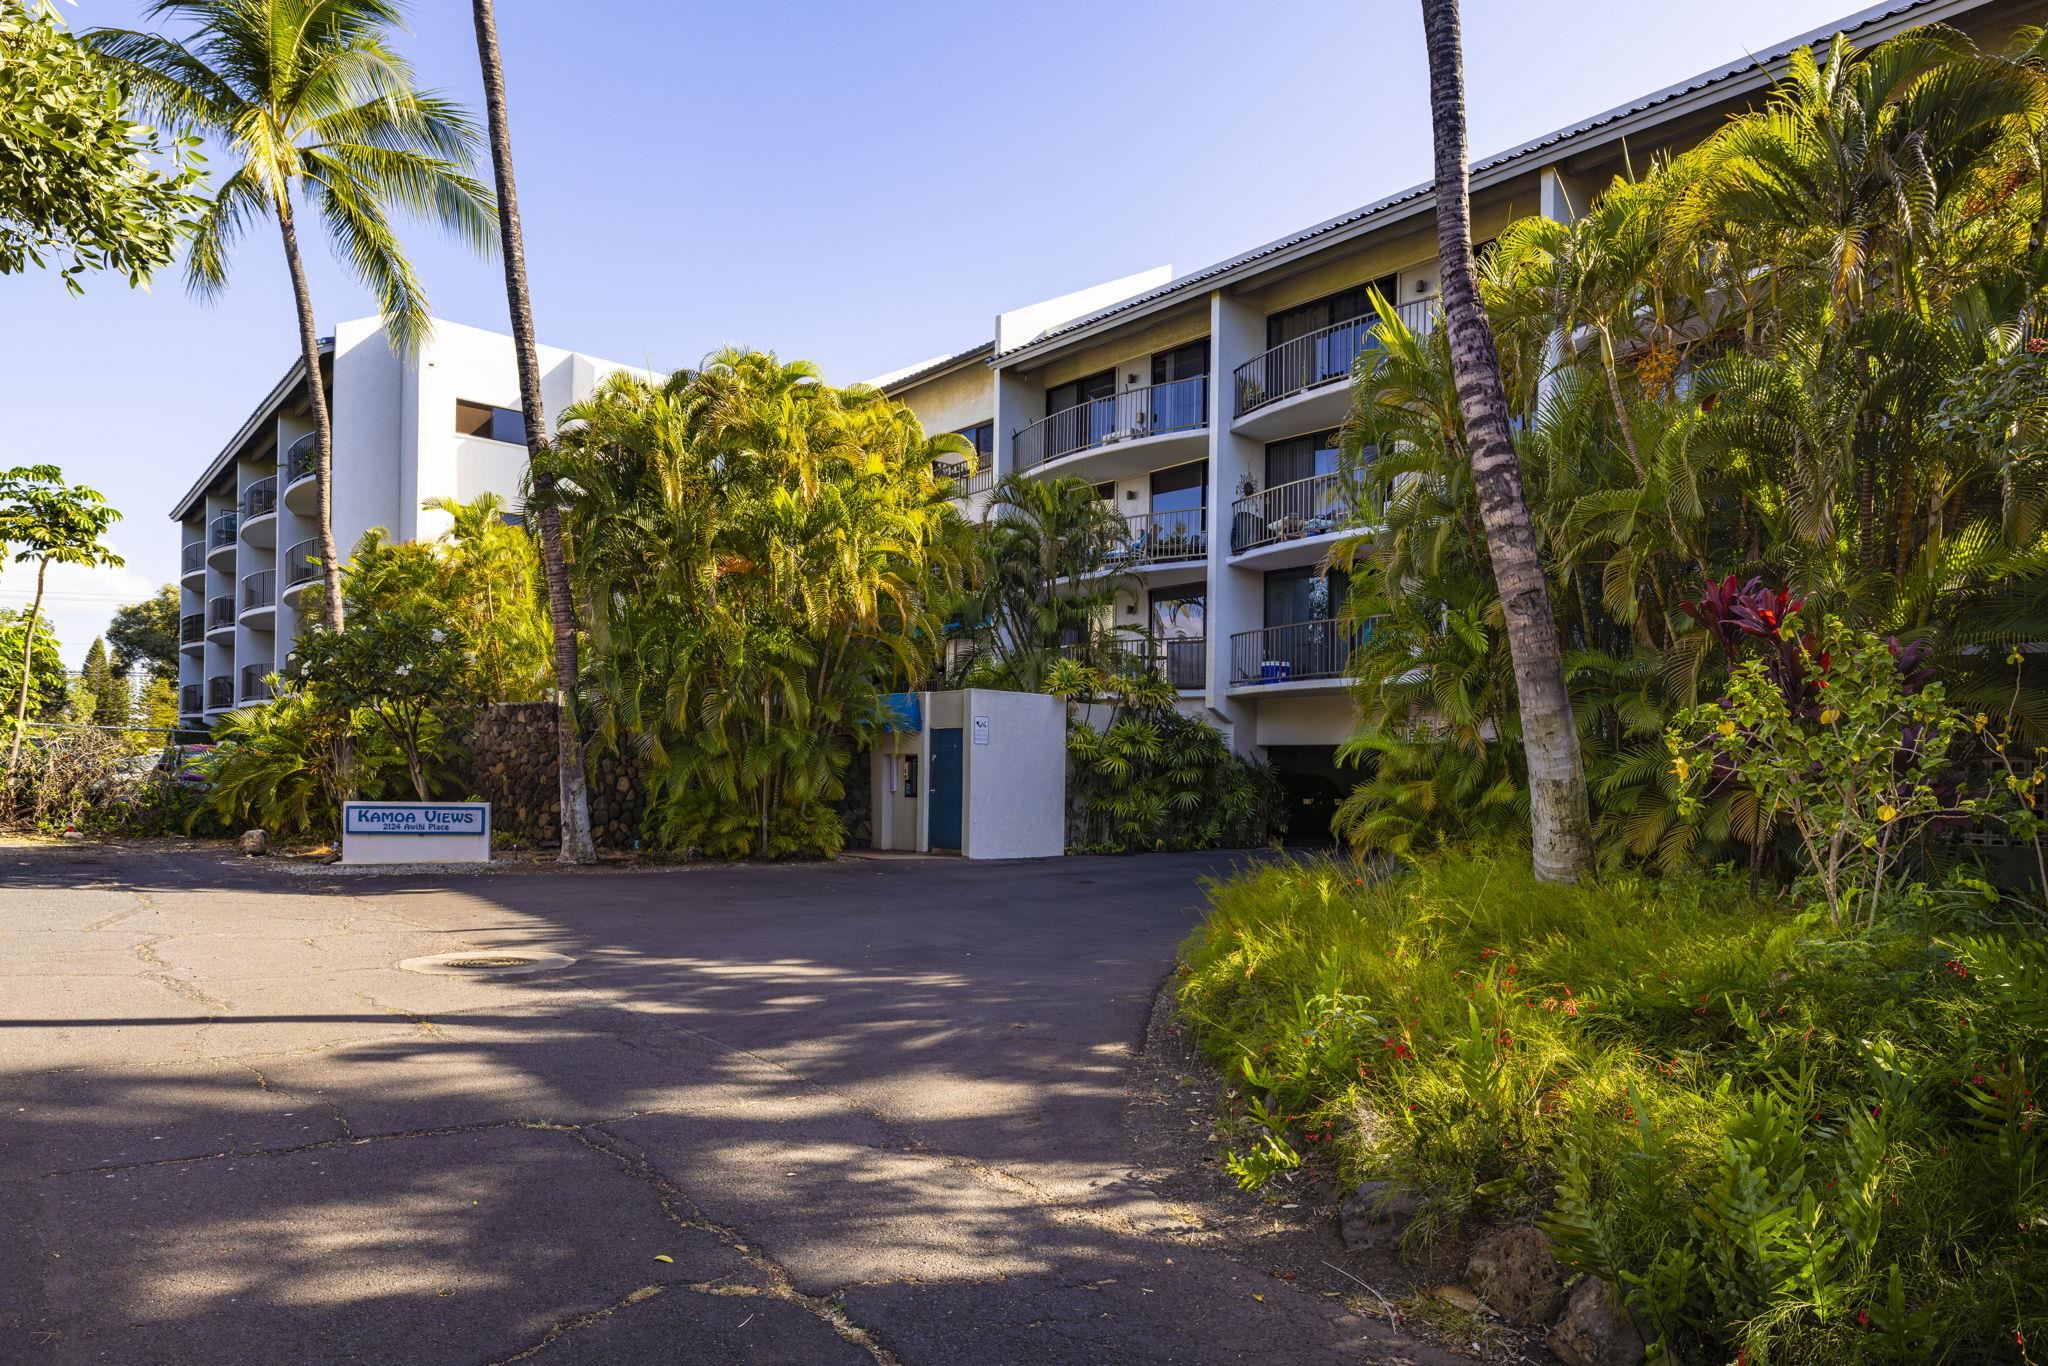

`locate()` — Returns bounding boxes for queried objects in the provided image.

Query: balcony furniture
[1229,618,1368,686]
[1110,509,1208,567]
[1014,375,1208,470]
[1230,472,1357,554]
[1232,299,1439,418]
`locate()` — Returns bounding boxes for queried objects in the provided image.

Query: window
[1150,584,1205,641]
[1045,369,1115,416]
[1150,339,1210,384]
[455,400,527,445]
[955,421,994,459]
[1266,277,1394,347]
[1264,565,1349,627]
[1149,461,1207,517]
[1264,431,1342,487]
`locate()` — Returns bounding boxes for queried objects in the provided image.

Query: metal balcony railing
[1229,618,1369,686]
[285,433,318,484]
[1014,376,1208,470]
[1230,472,1358,553]
[179,613,203,645]
[181,541,204,575]
[242,475,277,520]
[180,683,202,715]
[1232,299,1440,417]
[242,569,275,612]
[934,459,996,500]
[1108,509,1207,566]
[1164,636,1206,690]
[1058,635,1206,690]
[206,595,235,631]
[283,538,322,588]
[206,675,233,710]
[239,663,275,702]
[208,511,238,549]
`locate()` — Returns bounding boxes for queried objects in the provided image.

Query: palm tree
[1417,0,1592,882]
[960,474,1137,691]
[467,0,594,862]
[88,0,495,632]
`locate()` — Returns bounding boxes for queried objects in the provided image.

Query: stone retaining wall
[465,702,645,849]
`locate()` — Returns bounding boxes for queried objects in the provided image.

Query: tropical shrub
[1176,851,2047,1363]
[537,350,975,859]
[1048,659,1284,852]
[201,682,419,837]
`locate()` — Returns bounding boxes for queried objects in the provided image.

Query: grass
[1174,849,2047,1363]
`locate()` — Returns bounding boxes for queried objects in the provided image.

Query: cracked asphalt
[1,842,1447,1364]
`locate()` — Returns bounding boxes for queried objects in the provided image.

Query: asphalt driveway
[0,843,1440,1364]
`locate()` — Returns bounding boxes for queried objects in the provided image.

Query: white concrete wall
[960,689,1065,860]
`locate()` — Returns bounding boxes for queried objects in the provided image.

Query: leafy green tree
[107,585,180,682]
[81,637,127,727]
[425,494,549,701]
[0,0,202,290]
[88,0,496,632]
[0,610,65,723]
[0,466,121,773]
[293,599,470,802]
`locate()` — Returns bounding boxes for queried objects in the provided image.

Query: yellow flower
[1877,804,1898,822]
[1671,757,1691,781]
[1819,708,1839,726]
[1718,720,1737,738]
[1974,713,1989,733]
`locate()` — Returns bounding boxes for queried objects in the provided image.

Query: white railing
[1015,376,1208,469]
[1233,299,1439,416]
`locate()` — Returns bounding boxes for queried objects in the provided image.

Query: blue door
[929,727,963,851]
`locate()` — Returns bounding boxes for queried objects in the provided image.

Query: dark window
[456,400,528,445]
[1150,583,1205,641]
[1093,481,1116,501]
[1264,565,1350,627]
[1266,277,1395,347]
[1150,339,1210,384]
[955,421,994,458]
[1149,460,1207,517]
[1045,369,1115,416]
[1265,431,1342,486]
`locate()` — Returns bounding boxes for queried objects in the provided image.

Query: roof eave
[168,340,330,522]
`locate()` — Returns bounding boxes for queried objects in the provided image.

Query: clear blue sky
[5,0,1863,663]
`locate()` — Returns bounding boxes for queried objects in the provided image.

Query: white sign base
[341,801,492,864]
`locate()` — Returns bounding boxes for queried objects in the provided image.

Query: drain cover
[398,951,576,977]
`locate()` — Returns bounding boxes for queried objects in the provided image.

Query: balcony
[239,662,275,703]
[180,683,202,716]
[206,674,233,710]
[1231,300,1439,438]
[1015,376,1208,478]
[283,433,320,514]
[934,458,996,501]
[241,569,276,624]
[206,511,238,568]
[1228,618,1368,691]
[205,595,235,637]
[1229,472,1368,568]
[179,612,204,650]
[241,475,278,547]
[281,537,322,602]
[180,540,205,582]
[1059,635,1206,692]
[1107,509,1208,570]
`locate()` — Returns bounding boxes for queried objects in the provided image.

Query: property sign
[972,715,990,746]
[341,802,491,864]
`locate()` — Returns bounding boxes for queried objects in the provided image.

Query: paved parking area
[1,843,1441,1364]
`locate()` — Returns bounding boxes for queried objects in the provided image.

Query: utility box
[870,689,1066,858]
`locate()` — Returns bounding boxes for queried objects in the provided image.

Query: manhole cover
[397,951,576,977]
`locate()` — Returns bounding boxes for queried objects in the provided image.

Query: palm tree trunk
[1419,0,1592,882]
[274,197,343,633]
[5,559,49,776]
[472,0,596,863]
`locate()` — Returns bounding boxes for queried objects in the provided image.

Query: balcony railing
[180,683,202,715]
[1015,376,1208,470]
[242,475,277,520]
[1230,472,1357,553]
[1229,618,1368,686]
[206,675,233,710]
[285,433,318,484]
[206,595,235,631]
[1059,635,1206,690]
[179,612,203,645]
[1164,636,1206,690]
[208,511,238,549]
[1233,300,1440,417]
[934,459,996,500]
[242,569,275,612]
[283,538,322,588]
[181,541,204,575]
[240,663,275,702]
[1108,509,1208,567]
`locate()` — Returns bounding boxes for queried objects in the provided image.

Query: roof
[869,340,995,394]
[168,339,330,522]
[991,0,1989,365]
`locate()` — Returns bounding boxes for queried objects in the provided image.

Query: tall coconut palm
[467,0,593,862]
[88,0,495,632]
[1417,0,1592,882]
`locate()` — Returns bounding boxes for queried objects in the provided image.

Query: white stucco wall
[960,689,1066,860]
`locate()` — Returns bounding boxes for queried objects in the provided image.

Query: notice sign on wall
[972,715,990,746]
[342,801,491,864]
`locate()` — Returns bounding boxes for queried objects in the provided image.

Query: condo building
[169,317,641,729]
[877,0,2044,825]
